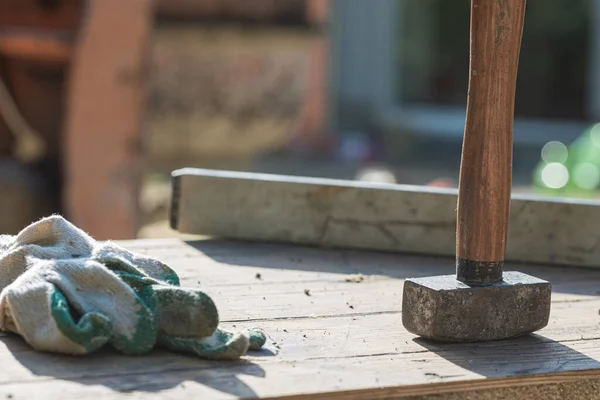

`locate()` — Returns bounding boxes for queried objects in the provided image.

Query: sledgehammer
[401,0,552,342]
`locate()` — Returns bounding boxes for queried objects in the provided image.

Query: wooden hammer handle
[456,0,526,284]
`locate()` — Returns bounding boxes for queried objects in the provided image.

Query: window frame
[327,0,600,146]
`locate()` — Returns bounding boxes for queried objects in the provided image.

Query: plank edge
[265,369,600,400]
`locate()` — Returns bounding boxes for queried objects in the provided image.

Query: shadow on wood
[0,332,266,397]
[182,239,600,298]
[412,333,600,378]
[4,238,598,398]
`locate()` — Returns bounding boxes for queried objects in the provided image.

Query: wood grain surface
[2,238,600,399]
[170,168,600,269]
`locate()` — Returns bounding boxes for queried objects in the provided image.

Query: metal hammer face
[402,272,551,342]
[401,0,552,343]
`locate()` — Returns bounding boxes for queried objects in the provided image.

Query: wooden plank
[3,238,600,399]
[2,299,600,392]
[115,239,600,302]
[15,300,600,368]
[2,368,600,400]
[62,0,152,240]
[2,371,600,400]
[2,310,600,398]
[170,168,600,269]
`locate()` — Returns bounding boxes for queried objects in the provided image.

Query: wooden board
[2,238,600,399]
[62,0,152,240]
[169,168,600,269]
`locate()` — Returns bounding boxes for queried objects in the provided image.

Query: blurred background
[1,0,599,240]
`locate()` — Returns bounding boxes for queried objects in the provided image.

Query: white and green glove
[0,215,266,360]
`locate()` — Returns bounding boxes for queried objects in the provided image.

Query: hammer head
[402,271,551,342]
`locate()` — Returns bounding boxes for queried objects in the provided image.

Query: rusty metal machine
[0,0,152,238]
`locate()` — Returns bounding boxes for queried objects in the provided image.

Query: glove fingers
[49,289,113,354]
[158,328,250,361]
[243,328,267,351]
[154,286,219,339]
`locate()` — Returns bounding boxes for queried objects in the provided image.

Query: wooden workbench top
[2,238,600,399]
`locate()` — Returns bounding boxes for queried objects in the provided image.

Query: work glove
[0,215,266,360]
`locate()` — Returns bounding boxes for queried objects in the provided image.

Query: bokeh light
[355,167,397,184]
[541,162,569,189]
[589,123,600,147]
[541,141,568,164]
[572,162,600,190]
